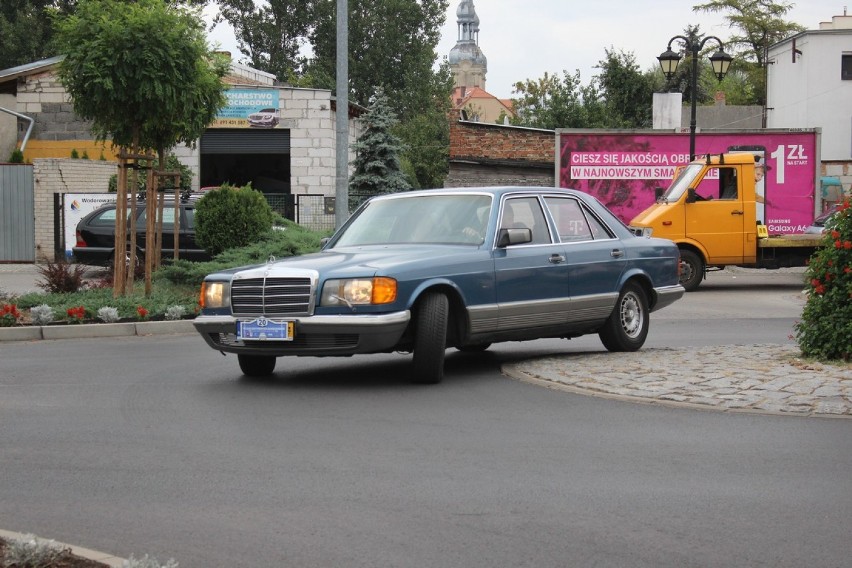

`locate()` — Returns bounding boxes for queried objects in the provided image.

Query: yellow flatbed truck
[629,153,822,291]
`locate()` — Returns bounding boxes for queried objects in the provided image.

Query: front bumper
[193,311,411,356]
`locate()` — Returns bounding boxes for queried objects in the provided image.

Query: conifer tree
[348,87,410,212]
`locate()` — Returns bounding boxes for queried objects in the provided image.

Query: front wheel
[238,354,276,377]
[599,282,649,352]
[678,249,704,292]
[411,292,449,384]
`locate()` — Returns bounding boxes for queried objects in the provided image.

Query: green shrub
[795,199,852,361]
[156,219,327,287]
[9,148,24,163]
[194,184,274,256]
[70,148,79,159]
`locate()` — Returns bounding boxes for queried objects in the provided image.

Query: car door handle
[548,254,565,264]
[731,210,744,215]
[611,249,624,258]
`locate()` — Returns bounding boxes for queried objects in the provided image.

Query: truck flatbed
[759,234,823,248]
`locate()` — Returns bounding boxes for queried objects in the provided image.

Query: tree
[214,0,452,188]
[510,70,606,130]
[693,0,805,105]
[593,48,660,128]
[393,60,454,189]
[348,88,410,211]
[54,0,228,295]
[0,0,75,69]
[213,0,315,83]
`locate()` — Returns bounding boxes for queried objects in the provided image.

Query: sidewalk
[505,343,852,418]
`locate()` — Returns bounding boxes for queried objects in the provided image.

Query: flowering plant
[0,303,22,327]
[136,305,149,320]
[795,198,852,361]
[66,305,87,323]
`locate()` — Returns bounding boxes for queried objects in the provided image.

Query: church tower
[448,0,487,90]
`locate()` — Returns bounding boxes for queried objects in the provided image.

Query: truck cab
[630,153,820,291]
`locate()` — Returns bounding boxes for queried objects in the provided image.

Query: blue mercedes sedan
[193,187,684,383]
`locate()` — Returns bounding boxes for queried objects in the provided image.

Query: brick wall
[33,158,116,261]
[447,110,555,187]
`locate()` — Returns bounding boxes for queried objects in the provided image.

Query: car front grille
[231,277,314,317]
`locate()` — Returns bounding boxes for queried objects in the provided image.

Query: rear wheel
[599,282,649,352]
[238,354,276,377]
[411,292,449,384]
[678,249,704,292]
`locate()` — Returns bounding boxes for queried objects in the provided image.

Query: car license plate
[236,317,295,341]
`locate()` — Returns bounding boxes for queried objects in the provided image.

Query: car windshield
[333,194,493,246]
[661,163,704,202]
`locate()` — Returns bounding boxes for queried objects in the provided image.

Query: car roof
[368,186,585,201]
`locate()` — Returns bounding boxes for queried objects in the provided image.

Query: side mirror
[686,188,698,203]
[654,187,665,200]
[497,227,533,247]
[320,236,331,249]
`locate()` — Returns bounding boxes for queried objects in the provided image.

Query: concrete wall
[32,158,116,261]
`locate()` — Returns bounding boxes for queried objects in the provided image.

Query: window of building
[842,53,852,80]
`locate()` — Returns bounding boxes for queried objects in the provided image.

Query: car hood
[206,244,489,281]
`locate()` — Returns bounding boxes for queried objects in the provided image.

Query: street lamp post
[658,35,733,160]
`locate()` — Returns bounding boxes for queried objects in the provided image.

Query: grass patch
[2,221,329,325]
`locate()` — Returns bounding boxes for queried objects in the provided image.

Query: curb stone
[0,320,195,342]
[504,344,852,418]
[0,529,125,567]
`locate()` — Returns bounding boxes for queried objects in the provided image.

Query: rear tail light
[75,230,86,248]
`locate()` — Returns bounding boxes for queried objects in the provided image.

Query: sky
[204,0,848,100]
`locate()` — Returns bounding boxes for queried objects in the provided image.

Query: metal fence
[264,193,336,233]
[0,164,35,262]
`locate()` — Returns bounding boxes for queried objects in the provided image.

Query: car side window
[501,197,551,245]
[184,207,195,230]
[89,208,118,226]
[544,197,593,242]
[544,196,613,242]
[137,205,176,229]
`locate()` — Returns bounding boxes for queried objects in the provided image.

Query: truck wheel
[238,354,276,377]
[411,291,449,384]
[599,282,649,352]
[679,249,704,292]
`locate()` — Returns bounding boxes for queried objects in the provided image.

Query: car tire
[411,291,449,384]
[457,343,491,353]
[599,282,649,352]
[678,249,704,292]
[238,354,276,377]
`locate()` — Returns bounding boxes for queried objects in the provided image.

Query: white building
[767,10,852,192]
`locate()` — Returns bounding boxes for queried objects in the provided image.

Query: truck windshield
[661,163,704,202]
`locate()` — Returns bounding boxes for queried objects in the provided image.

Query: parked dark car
[72,198,210,266]
[194,187,684,383]
[805,203,841,234]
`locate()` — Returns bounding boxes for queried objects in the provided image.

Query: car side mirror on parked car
[496,227,533,248]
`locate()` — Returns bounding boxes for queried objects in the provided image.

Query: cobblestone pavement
[505,344,852,418]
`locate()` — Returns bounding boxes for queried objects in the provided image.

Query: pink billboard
[557,129,820,233]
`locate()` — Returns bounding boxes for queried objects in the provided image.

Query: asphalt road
[2,268,851,567]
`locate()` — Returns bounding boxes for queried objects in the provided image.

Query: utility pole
[334,0,349,230]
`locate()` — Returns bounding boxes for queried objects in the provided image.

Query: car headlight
[321,277,397,306]
[200,281,230,309]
